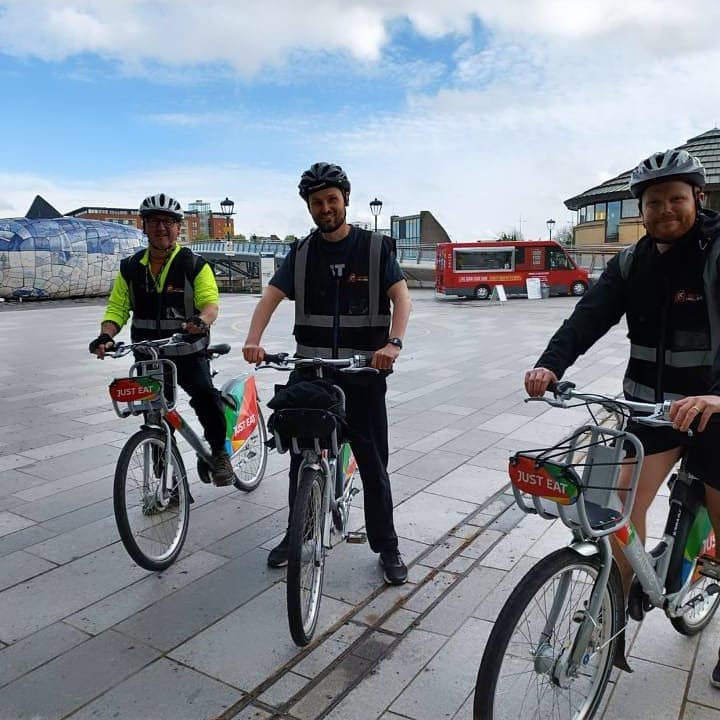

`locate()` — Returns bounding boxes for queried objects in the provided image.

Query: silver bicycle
[474,381,720,720]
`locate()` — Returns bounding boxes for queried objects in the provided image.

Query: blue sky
[1,1,719,240]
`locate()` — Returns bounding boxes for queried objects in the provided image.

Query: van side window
[515,247,525,266]
[547,248,570,270]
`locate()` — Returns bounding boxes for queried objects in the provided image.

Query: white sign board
[259,254,275,290]
[490,284,507,302]
[225,239,235,256]
[526,277,542,300]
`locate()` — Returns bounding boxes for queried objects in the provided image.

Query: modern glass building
[565,128,720,246]
[390,210,451,251]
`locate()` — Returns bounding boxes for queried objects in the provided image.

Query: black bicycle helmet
[139,193,184,219]
[298,162,351,202]
[629,149,706,199]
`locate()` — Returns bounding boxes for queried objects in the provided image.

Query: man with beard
[242,162,412,585]
[524,150,720,684]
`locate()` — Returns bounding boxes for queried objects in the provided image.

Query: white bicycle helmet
[629,149,706,198]
[139,193,184,219]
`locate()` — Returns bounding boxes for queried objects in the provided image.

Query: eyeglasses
[145,217,178,228]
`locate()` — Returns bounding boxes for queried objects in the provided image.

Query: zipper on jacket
[332,273,341,359]
[655,277,670,402]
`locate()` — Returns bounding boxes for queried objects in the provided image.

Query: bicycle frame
[515,384,717,681]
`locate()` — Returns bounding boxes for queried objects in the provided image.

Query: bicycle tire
[232,405,268,492]
[287,467,326,646]
[114,428,190,571]
[474,547,623,720]
[666,503,720,635]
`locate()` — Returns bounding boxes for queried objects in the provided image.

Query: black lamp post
[220,196,235,291]
[546,218,556,242]
[369,197,383,232]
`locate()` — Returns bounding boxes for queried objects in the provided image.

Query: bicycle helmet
[298,162,351,202]
[139,193,184,219]
[628,149,706,198]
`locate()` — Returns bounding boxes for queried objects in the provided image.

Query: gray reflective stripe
[368,232,382,325]
[296,344,373,360]
[618,244,636,281]
[704,238,720,374]
[132,319,184,330]
[623,377,683,402]
[630,343,712,367]
[294,233,389,329]
[295,238,310,323]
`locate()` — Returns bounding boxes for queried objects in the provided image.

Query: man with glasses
[89,193,233,485]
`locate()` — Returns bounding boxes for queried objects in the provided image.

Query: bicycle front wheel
[232,405,268,492]
[287,467,326,646]
[474,548,622,720]
[114,429,190,571]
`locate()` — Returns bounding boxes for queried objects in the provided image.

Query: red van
[435,240,589,300]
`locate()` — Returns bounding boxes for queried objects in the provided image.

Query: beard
[314,209,346,234]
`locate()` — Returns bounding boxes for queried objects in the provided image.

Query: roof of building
[564,127,720,210]
[26,195,63,219]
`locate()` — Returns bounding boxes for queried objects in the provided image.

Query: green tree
[496,228,524,241]
[283,234,298,243]
[556,224,574,246]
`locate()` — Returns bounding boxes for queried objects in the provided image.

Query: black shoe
[212,450,234,487]
[712,650,720,688]
[379,549,408,585]
[267,533,289,568]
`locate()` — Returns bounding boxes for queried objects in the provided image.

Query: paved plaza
[1,289,720,720]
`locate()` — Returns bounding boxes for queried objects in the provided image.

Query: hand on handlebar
[669,395,720,433]
[524,367,558,397]
[89,333,115,359]
[243,343,265,365]
[182,315,209,336]
[371,343,400,371]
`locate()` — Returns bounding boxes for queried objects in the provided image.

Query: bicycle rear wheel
[232,406,268,492]
[287,467,326,646]
[114,429,190,571]
[474,548,622,720]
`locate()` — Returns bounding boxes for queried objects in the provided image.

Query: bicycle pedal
[697,555,720,581]
[346,531,367,544]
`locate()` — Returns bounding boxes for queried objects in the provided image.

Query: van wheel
[570,281,587,297]
[474,285,491,300]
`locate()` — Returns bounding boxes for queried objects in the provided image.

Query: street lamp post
[220,196,235,292]
[369,197,383,232]
[546,218,556,242]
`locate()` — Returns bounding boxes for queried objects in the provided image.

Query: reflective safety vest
[618,220,720,401]
[293,230,392,359]
[120,247,205,344]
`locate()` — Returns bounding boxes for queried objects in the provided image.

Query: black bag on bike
[267,379,346,450]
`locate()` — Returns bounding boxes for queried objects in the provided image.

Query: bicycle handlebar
[535,380,682,431]
[106,334,231,360]
[259,352,379,375]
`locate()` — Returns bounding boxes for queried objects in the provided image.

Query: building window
[594,203,607,221]
[621,199,640,218]
[578,204,596,224]
[606,201,621,243]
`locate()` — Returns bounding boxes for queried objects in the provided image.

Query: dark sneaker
[712,650,720,688]
[212,450,234,487]
[379,549,408,585]
[267,533,289,568]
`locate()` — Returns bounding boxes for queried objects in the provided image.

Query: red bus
[435,240,589,300]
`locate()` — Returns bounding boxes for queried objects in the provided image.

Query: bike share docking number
[509,454,579,505]
[109,377,161,402]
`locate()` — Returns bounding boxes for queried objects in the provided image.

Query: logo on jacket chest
[347,273,369,283]
[674,290,703,304]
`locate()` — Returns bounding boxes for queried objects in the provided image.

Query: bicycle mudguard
[220,375,260,455]
[612,626,633,673]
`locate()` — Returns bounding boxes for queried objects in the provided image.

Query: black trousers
[152,353,227,453]
[286,370,398,553]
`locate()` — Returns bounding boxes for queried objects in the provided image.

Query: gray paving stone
[259,671,309,708]
[293,622,367,678]
[169,582,353,691]
[0,544,147,643]
[13,462,116,502]
[14,476,112,522]
[66,657,243,720]
[65,550,230,634]
[0,622,89,689]
[425,463,507,506]
[323,629,447,720]
[0,523,56,557]
[0,511,35,536]
[39,498,113,533]
[205,507,288,558]
[21,430,127,461]
[0,549,57,591]
[393,491,478,545]
[0,468,47,496]
[391,617,492,720]
[115,548,277,652]
[27,515,120,563]
[0,629,159,720]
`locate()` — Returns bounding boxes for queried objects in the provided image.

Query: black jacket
[536,209,720,402]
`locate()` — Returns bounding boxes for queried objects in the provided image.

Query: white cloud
[2,1,720,240]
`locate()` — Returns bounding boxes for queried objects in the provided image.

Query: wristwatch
[387,337,403,350]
